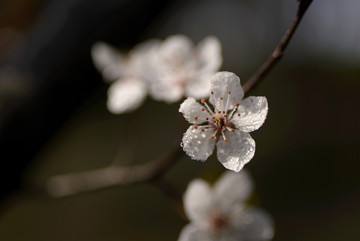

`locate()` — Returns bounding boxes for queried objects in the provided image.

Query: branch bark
[243,0,313,93]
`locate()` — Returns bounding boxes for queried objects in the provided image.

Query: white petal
[232,97,268,133]
[107,78,147,114]
[216,131,255,172]
[197,36,222,74]
[91,42,125,82]
[148,79,184,103]
[178,224,212,241]
[181,126,216,161]
[179,97,211,124]
[185,74,212,99]
[183,179,213,224]
[160,35,193,62]
[130,39,161,78]
[209,72,244,110]
[232,207,274,241]
[214,171,253,206]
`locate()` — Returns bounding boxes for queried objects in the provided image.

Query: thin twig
[243,0,313,93]
[46,148,183,197]
[45,0,313,198]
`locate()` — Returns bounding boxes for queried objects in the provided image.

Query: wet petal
[181,126,216,161]
[214,171,253,206]
[209,72,244,110]
[216,131,255,172]
[183,179,213,224]
[232,96,268,132]
[179,97,211,124]
[232,207,274,241]
[107,78,147,114]
[91,42,125,82]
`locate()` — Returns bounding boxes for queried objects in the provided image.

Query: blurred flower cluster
[91,35,222,113]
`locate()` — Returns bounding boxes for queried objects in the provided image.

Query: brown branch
[46,147,183,197]
[243,0,313,93]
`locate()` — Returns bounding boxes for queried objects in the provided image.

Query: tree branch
[243,0,313,93]
[46,148,183,197]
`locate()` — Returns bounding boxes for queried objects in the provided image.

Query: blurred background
[0,0,359,240]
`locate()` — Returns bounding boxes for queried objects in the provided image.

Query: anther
[218,111,221,114]
[211,136,215,140]
[201,99,206,103]
[194,116,198,120]
[235,102,239,107]
[202,108,205,111]
[201,129,205,132]
[220,97,223,100]
[206,117,209,120]
[194,125,198,129]
[211,91,214,94]
[224,138,228,143]
[238,113,241,116]
[222,111,225,114]
[228,91,231,95]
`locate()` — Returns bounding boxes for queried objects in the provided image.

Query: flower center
[209,213,229,233]
[198,91,240,143]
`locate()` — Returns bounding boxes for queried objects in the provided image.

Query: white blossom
[178,171,274,241]
[91,40,159,114]
[179,72,268,172]
[148,35,222,103]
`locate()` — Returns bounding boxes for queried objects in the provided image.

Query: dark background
[0,0,359,240]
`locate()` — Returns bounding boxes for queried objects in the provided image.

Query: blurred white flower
[91,40,159,114]
[148,35,222,103]
[179,171,274,241]
[179,72,268,172]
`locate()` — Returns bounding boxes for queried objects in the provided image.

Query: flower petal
[216,131,255,172]
[232,96,268,132]
[209,72,244,110]
[107,78,147,114]
[232,207,274,241]
[185,74,212,99]
[181,126,216,161]
[214,171,253,207]
[179,97,211,124]
[91,42,125,82]
[178,224,213,241]
[183,179,213,225]
[160,35,193,62]
[197,36,222,74]
[148,79,184,103]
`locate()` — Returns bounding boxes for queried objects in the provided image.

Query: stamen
[202,101,214,115]
[226,127,234,132]
[194,116,198,121]
[202,108,205,111]
[225,91,231,113]
[194,125,198,129]
[229,103,240,120]
[221,131,228,143]
[211,130,218,140]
